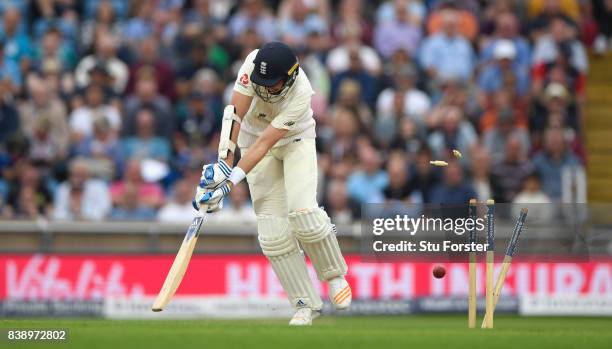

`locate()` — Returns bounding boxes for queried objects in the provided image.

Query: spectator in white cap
[478,39,530,97]
[480,13,531,73]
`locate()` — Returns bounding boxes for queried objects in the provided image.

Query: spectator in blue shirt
[0,8,32,66]
[122,109,171,162]
[430,161,477,204]
[330,48,379,108]
[0,43,21,90]
[279,0,328,46]
[419,9,475,82]
[533,127,582,201]
[347,146,388,204]
[228,0,277,41]
[478,39,530,97]
[480,13,531,74]
[122,1,154,46]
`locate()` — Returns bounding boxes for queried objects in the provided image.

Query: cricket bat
[152,214,206,312]
[481,208,528,328]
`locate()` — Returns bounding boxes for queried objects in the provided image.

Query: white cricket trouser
[243,138,318,215]
[242,138,347,310]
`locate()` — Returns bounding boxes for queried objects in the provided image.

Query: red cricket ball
[433,265,446,279]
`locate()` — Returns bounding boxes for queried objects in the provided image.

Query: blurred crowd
[0,0,607,224]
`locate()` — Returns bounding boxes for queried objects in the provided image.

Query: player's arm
[196,124,286,212]
[235,124,288,174]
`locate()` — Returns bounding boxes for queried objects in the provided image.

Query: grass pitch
[2,316,611,349]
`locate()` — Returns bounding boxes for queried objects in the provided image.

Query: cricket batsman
[192,42,351,325]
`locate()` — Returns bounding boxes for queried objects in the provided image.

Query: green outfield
[2,316,611,349]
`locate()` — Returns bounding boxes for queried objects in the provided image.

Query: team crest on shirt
[240,73,249,85]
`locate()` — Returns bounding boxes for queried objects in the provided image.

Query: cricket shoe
[328,276,351,310]
[289,307,320,326]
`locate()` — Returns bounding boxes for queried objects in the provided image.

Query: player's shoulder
[294,67,314,95]
[245,49,259,64]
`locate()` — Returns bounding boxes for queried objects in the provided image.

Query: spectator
[411,146,441,203]
[513,172,552,203]
[331,79,373,131]
[483,107,530,164]
[334,0,372,45]
[0,42,22,91]
[0,7,32,67]
[122,108,171,162]
[426,1,479,41]
[326,21,382,76]
[469,148,496,202]
[228,0,277,42]
[531,82,578,135]
[376,0,426,27]
[121,1,155,45]
[376,65,431,124]
[80,0,123,52]
[4,161,52,219]
[480,13,531,74]
[109,183,157,221]
[324,179,357,225]
[110,159,165,209]
[478,39,530,97]
[512,173,553,222]
[320,108,360,163]
[479,89,528,133]
[157,179,197,223]
[19,78,69,161]
[491,136,534,203]
[123,73,174,140]
[419,9,475,82]
[75,32,129,93]
[184,0,222,29]
[532,127,582,201]
[278,0,328,46]
[330,49,378,108]
[0,82,20,144]
[178,91,220,147]
[71,117,121,180]
[69,83,121,141]
[373,1,422,59]
[430,161,477,204]
[126,36,175,100]
[33,27,77,73]
[383,151,422,204]
[428,106,478,165]
[532,40,586,102]
[532,16,588,73]
[347,146,388,204]
[53,159,111,221]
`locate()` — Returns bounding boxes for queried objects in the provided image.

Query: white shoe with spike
[289,307,320,326]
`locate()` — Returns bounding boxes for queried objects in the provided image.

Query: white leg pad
[257,216,323,310]
[289,207,348,281]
